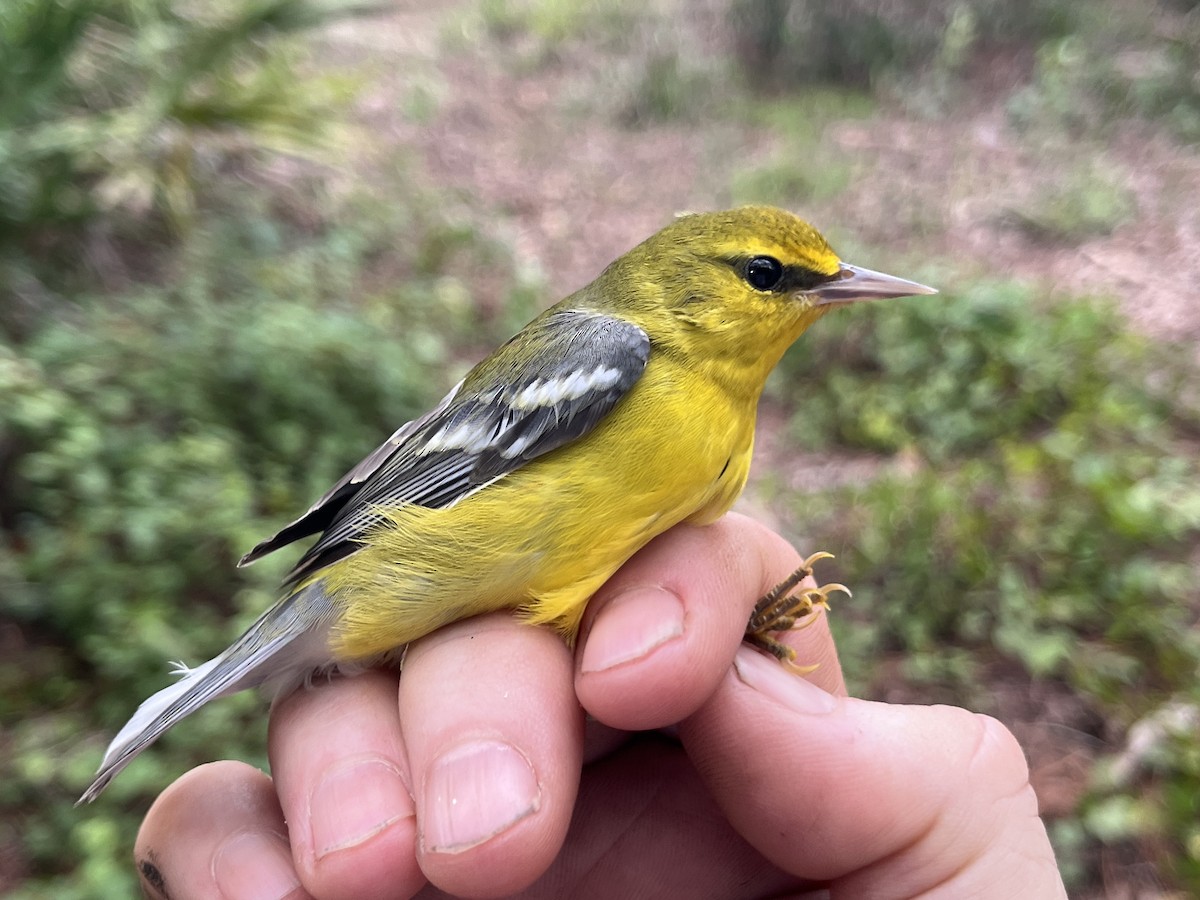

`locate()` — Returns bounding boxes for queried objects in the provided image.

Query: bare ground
[327,2,1200,346]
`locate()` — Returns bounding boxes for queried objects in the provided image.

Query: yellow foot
[743,551,849,673]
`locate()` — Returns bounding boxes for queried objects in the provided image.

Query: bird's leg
[743,551,849,674]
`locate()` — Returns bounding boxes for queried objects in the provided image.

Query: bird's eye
[745,256,784,291]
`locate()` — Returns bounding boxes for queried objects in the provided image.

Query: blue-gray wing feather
[240,309,650,585]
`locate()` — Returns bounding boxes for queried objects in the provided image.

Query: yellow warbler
[81,206,934,802]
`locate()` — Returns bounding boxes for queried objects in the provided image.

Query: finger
[269,671,423,900]
[576,512,845,732]
[400,612,584,898]
[135,760,312,900]
[681,647,1066,896]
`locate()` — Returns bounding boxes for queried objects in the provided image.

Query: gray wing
[240,308,651,585]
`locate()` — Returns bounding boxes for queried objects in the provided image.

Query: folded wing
[239,308,652,584]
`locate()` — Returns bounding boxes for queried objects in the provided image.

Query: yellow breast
[322,353,758,660]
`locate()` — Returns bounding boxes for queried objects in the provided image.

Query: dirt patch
[326,5,1200,349]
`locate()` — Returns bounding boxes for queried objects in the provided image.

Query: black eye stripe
[734,256,832,293]
[786,266,833,292]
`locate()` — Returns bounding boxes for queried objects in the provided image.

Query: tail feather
[79,584,334,804]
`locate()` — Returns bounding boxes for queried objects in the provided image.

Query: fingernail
[212,831,301,900]
[580,585,685,673]
[309,757,413,859]
[422,740,540,854]
[733,646,838,714]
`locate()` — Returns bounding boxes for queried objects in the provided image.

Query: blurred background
[2,0,1198,895]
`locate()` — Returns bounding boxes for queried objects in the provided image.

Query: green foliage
[775,280,1176,461]
[0,161,547,889]
[1114,12,1200,141]
[0,209,457,892]
[469,0,729,125]
[1009,33,1121,136]
[775,279,1200,890]
[1080,696,1200,887]
[814,437,1199,699]
[728,0,911,89]
[1001,159,1135,242]
[731,90,874,206]
[478,0,640,44]
[619,49,718,126]
[0,0,372,277]
[0,3,544,891]
[1009,6,1200,142]
[726,0,1078,90]
[732,153,853,206]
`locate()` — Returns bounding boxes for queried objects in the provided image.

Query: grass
[730,90,875,206]
[1000,158,1135,242]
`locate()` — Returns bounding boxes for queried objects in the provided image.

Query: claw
[800,550,835,569]
[744,551,848,672]
[804,581,850,606]
[783,658,822,676]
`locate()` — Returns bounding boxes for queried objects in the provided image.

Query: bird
[79,205,935,803]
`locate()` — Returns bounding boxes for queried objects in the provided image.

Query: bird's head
[599,206,935,376]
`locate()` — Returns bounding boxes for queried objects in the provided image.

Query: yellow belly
[321,364,757,661]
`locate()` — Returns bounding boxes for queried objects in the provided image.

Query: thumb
[679,647,1066,898]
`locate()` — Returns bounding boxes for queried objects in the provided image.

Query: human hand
[134,513,1066,899]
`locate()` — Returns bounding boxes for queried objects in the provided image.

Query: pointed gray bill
[812,263,938,305]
